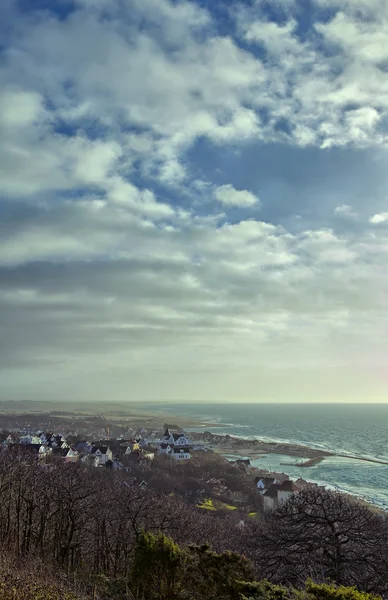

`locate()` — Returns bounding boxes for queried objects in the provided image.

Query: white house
[38,445,52,460]
[91,446,113,466]
[277,480,299,504]
[158,443,173,455]
[64,448,79,463]
[165,432,193,447]
[158,429,193,459]
[172,447,191,460]
[262,480,300,511]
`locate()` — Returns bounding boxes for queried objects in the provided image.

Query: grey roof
[263,484,280,498]
[91,446,109,454]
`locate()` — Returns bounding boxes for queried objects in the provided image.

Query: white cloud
[315,11,388,64]
[214,184,259,207]
[245,18,300,56]
[369,213,388,224]
[1,190,387,399]
[334,204,357,218]
[2,0,388,399]
[0,89,44,128]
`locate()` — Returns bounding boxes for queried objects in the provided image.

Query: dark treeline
[0,449,387,599]
[0,449,241,572]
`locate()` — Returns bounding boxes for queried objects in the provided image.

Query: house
[52,447,79,462]
[91,446,113,466]
[172,447,191,460]
[158,442,173,455]
[262,480,300,511]
[256,477,276,492]
[19,435,42,445]
[38,445,52,460]
[161,429,193,447]
[47,434,69,449]
[158,429,193,459]
[75,441,93,454]
[123,441,141,455]
[64,448,79,463]
[22,443,49,458]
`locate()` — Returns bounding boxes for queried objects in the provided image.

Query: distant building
[262,480,300,511]
[76,441,93,454]
[161,429,193,448]
[157,429,193,459]
[256,477,277,492]
[172,447,191,460]
[91,446,113,466]
[52,447,79,463]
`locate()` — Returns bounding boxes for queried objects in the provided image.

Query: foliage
[247,488,388,594]
[130,531,254,600]
[184,543,254,600]
[240,580,382,600]
[303,581,381,600]
[131,531,184,600]
[239,579,293,600]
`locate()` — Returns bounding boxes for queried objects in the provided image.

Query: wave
[194,427,385,464]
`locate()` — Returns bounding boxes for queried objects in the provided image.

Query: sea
[146,403,388,510]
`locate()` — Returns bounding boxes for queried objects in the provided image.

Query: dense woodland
[0,449,387,599]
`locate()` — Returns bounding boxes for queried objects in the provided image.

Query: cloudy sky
[1,0,388,403]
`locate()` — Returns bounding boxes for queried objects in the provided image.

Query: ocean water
[148,403,388,510]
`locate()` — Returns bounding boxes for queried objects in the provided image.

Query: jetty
[280,456,325,468]
[336,454,388,466]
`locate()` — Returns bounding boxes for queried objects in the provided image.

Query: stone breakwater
[189,431,332,459]
[190,431,388,466]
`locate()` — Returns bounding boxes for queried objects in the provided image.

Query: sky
[1,0,388,403]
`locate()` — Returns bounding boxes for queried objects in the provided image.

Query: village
[0,421,324,514]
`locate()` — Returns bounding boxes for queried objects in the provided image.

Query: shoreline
[189,431,388,466]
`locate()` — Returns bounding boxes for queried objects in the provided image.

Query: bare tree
[250,488,388,594]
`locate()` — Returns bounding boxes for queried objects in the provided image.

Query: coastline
[189,431,387,513]
[190,430,332,459]
[189,430,388,467]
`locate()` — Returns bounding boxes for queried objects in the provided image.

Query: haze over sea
[151,403,388,510]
